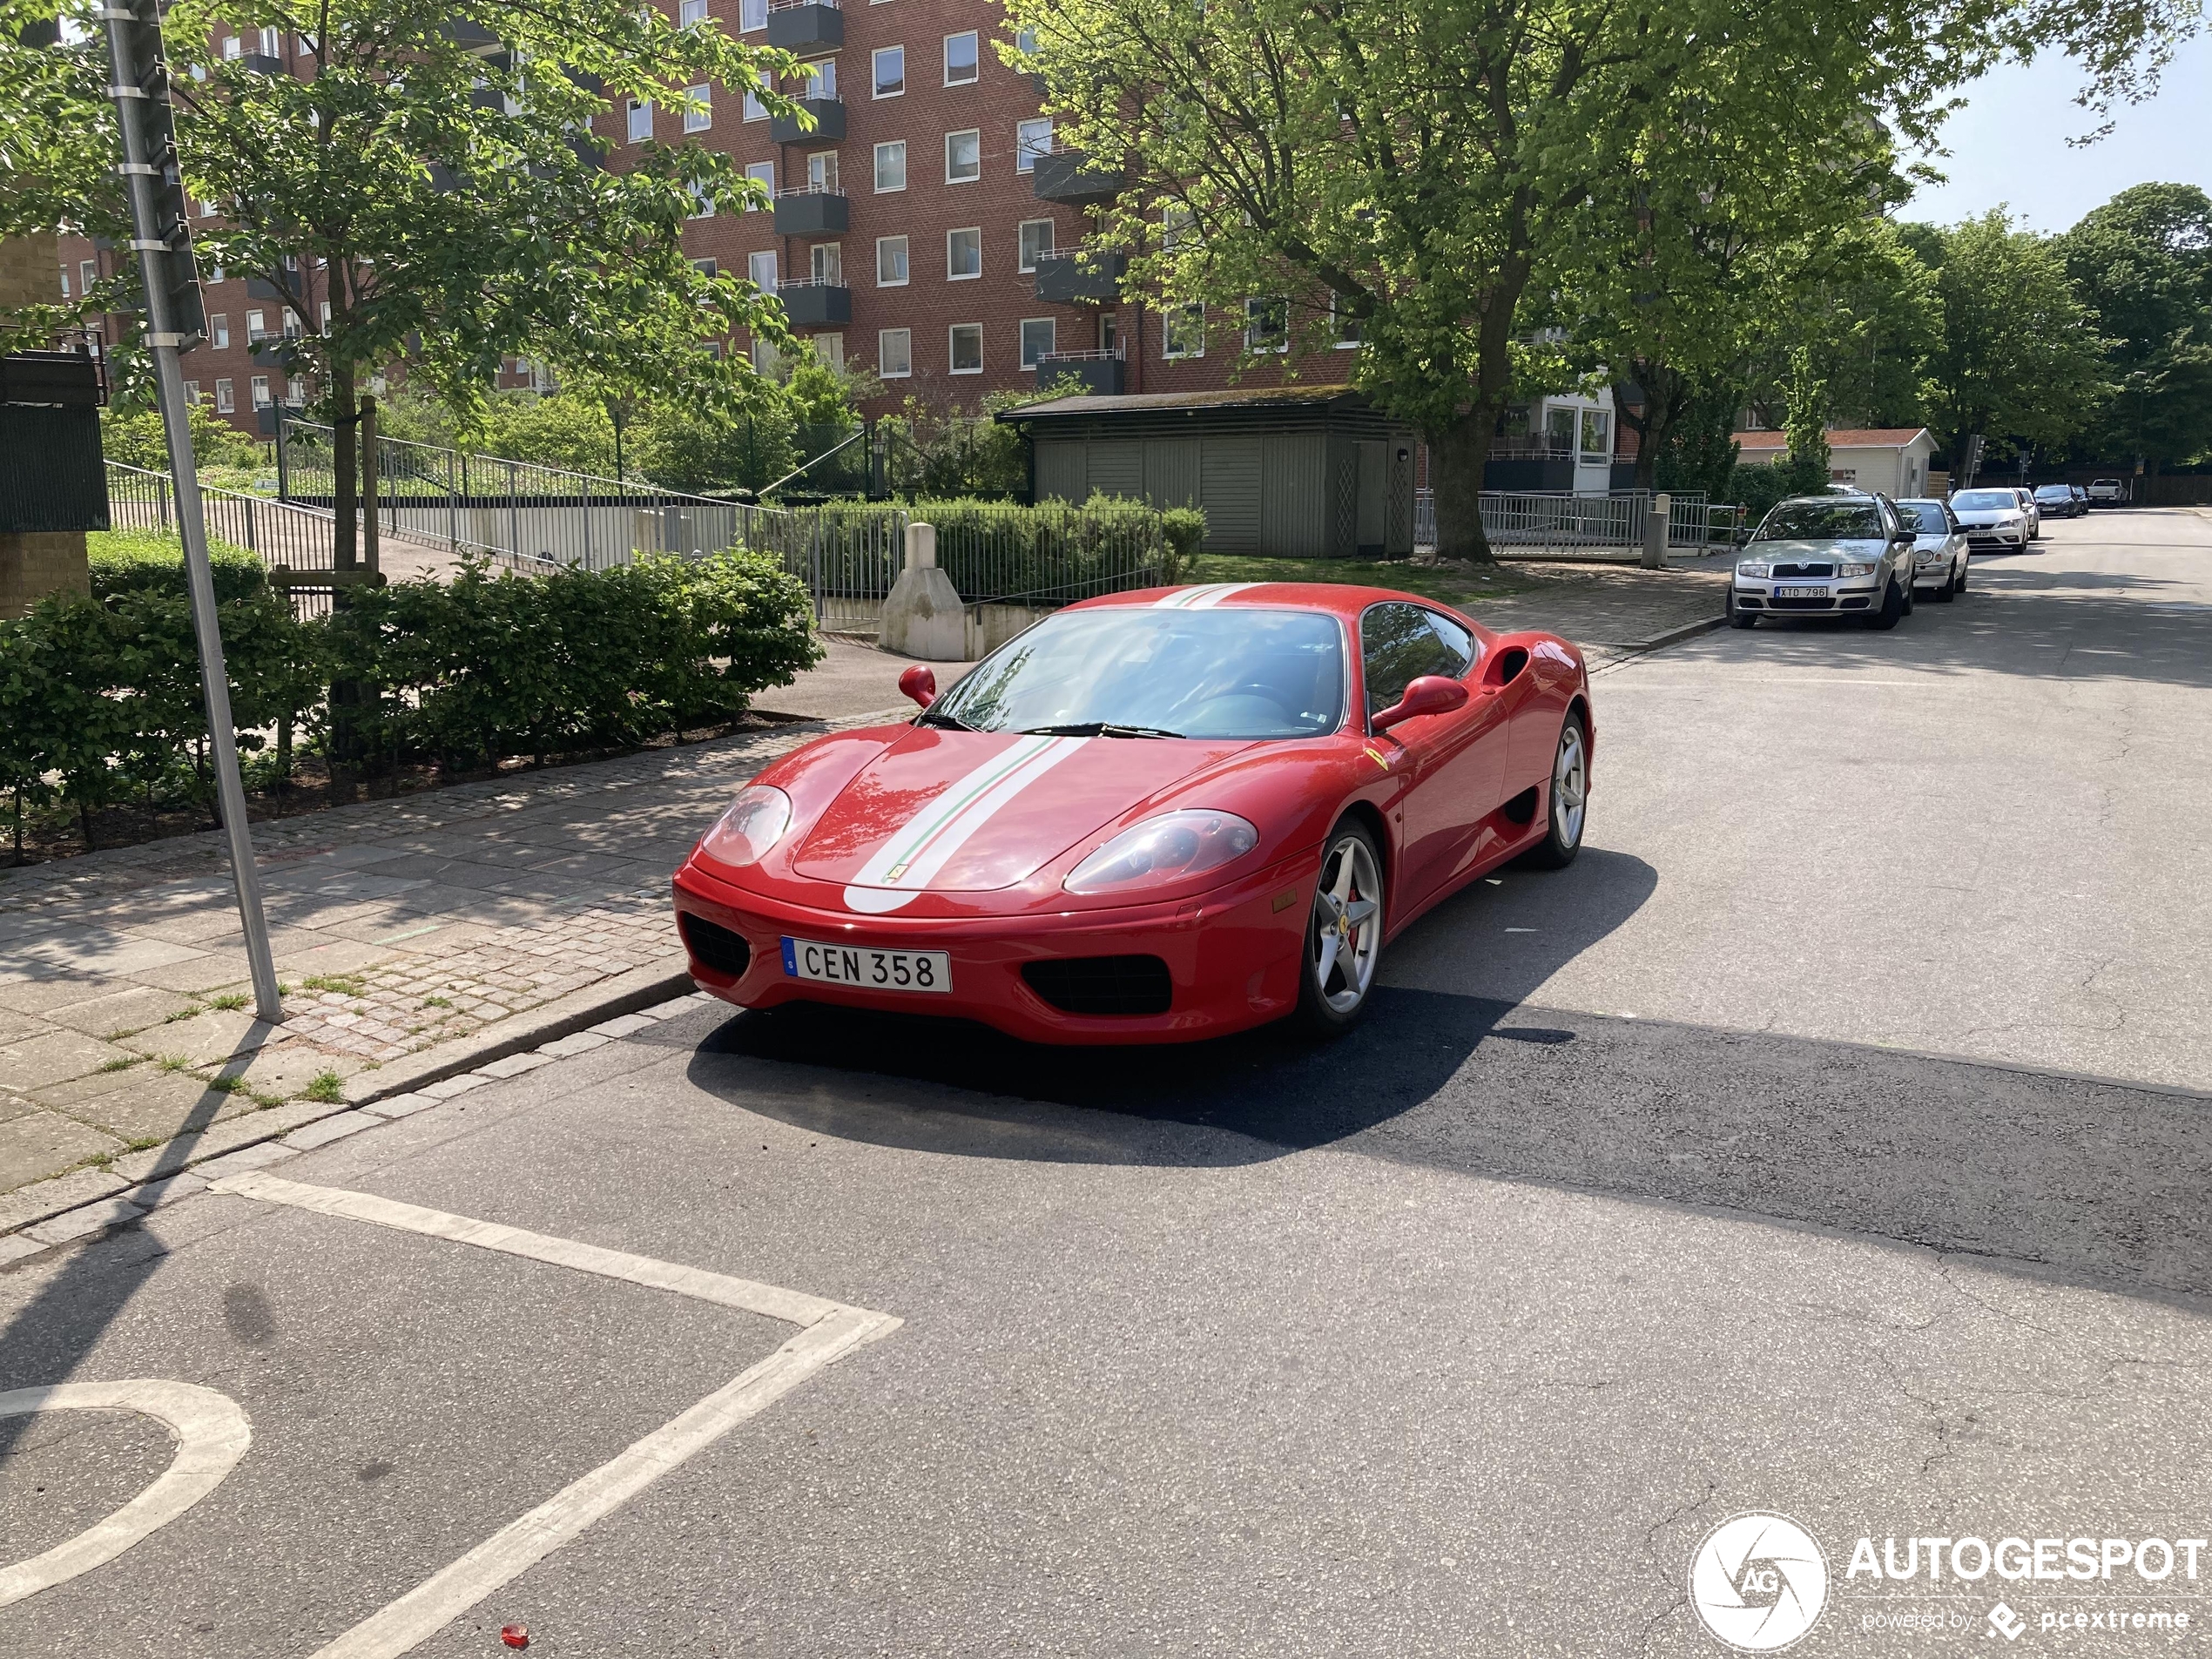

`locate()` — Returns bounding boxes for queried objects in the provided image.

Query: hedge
[798,493,1200,602]
[89,529,269,603]
[1,547,821,856]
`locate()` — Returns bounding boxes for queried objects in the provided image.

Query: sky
[1905,32,2212,233]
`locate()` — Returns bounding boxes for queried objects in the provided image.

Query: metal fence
[1414,489,1737,557]
[105,461,343,615]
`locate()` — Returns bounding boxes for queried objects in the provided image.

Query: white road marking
[0,1379,252,1608]
[206,1170,900,1659]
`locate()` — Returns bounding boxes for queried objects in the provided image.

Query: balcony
[772,186,849,235]
[1031,148,1126,206]
[765,0,841,50]
[1033,246,1126,304]
[770,96,846,144]
[1033,347,1123,395]
[775,279,851,327]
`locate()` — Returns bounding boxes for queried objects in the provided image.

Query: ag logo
[1689,1512,1829,1651]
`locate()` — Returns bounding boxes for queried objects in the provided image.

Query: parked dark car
[2033,484,2085,519]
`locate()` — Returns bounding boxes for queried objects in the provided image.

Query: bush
[87,529,268,603]
[100,401,263,471]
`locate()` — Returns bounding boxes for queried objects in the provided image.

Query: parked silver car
[1948,487,2033,552]
[1897,497,1969,600]
[1728,494,1918,631]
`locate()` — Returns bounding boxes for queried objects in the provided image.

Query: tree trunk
[1429,414,1498,563]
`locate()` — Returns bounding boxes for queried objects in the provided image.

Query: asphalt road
[4,509,2210,1658]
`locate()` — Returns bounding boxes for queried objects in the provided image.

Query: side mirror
[1372,674,1470,735]
[899,664,938,709]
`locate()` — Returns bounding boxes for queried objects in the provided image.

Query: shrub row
[1,547,820,854]
[800,493,1201,602]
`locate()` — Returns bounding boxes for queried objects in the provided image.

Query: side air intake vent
[678,914,752,978]
[1021,954,1173,1016]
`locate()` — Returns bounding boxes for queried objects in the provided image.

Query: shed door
[1356,442,1388,553]
[1034,439,1087,504]
[1089,439,1144,500]
[1200,437,1263,553]
[1143,438,1201,510]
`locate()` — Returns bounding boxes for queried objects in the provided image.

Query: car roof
[1071,582,1490,631]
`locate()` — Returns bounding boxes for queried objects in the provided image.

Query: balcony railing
[1033,346,1124,395]
[770,94,845,143]
[1033,246,1127,304]
[766,0,842,49]
[772,185,850,234]
[1031,145,1126,206]
[775,278,852,327]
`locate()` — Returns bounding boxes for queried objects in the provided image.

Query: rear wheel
[1292,821,1385,1038]
[1520,712,1588,870]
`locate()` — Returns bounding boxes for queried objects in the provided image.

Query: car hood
[1748,538,1888,561]
[1951,508,2014,523]
[790,726,1255,910]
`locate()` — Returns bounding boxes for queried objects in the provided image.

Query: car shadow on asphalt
[685,847,1661,1167]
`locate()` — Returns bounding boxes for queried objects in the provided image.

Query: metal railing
[105,460,342,615]
[934,502,1168,609]
[1413,489,1733,558]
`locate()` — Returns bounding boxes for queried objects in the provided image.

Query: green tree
[1905,210,2112,466]
[1738,221,1940,434]
[2060,182,2212,467]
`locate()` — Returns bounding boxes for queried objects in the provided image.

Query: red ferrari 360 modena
[671,582,1592,1043]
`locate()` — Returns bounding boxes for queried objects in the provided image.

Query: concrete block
[283,1111,379,1150]
[358,1092,439,1118]
[880,523,968,661]
[537,1031,610,1057]
[587,1013,656,1039]
[134,1172,211,1210]
[25,1197,146,1245]
[0,1232,48,1267]
[194,1141,300,1179]
[421,1073,489,1099]
[476,1051,553,1079]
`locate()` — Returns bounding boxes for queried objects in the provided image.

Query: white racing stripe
[842,733,1086,914]
[1153,582,1261,610]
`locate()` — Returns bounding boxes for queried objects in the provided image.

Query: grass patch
[302,1069,347,1103]
[203,1076,244,1094]
[302,974,368,999]
[98,1055,141,1073]
[207,991,250,1012]
[247,1088,287,1109]
[85,1149,117,1169]
[154,1054,194,1073]
[422,995,453,1009]
[1184,552,1546,608]
[165,1005,205,1022]
[123,1135,165,1153]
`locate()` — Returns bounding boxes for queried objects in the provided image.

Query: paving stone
[0,1165,131,1231]
[358,1092,439,1118]
[194,1141,300,1178]
[3,926,212,979]
[475,1051,554,1080]
[0,974,113,1017]
[118,1007,283,1068]
[0,1025,139,1089]
[134,1171,210,1209]
[638,995,701,1020]
[38,984,203,1039]
[0,1232,48,1266]
[110,1099,334,1184]
[420,1073,489,1099]
[202,1043,363,1100]
[51,1072,262,1142]
[25,1197,147,1244]
[587,1012,657,1039]
[282,1111,379,1150]
[0,1109,124,1193]
[536,1031,610,1057]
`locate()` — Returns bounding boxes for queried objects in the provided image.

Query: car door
[1359,602,1498,911]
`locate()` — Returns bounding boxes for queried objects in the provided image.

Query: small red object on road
[499,1624,529,1649]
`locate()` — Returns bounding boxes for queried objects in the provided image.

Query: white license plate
[1773,584,1829,599]
[780,936,952,995]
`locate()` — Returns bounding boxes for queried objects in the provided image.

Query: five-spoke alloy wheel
[1295,821,1385,1036]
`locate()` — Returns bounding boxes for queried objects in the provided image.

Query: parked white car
[1897,497,1969,601]
[1948,487,2033,553]
[1728,494,1919,631]
[2087,477,2130,506]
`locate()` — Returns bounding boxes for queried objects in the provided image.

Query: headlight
[1913,548,1942,563]
[1736,563,1770,578]
[1838,561,1877,577]
[699,785,792,867]
[1063,809,1259,895]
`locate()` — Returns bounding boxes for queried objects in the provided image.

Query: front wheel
[1520,712,1588,870]
[1727,589,1758,629]
[1864,578,1906,631]
[1292,821,1386,1038]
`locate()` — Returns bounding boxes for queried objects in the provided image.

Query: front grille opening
[1839,597,1872,609]
[1771,562,1837,578]
[679,914,752,978]
[1022,954,1173,1016]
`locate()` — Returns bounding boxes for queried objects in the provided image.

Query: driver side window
[1361,603,1465,718]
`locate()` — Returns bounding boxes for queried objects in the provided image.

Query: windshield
[1755,501,1885,542]
[2034,487,2069,500]
[933,607,1346,739]
[1896,500,1948,532]
[1952,489,2016,509]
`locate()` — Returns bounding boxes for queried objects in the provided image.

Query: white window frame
[1579,408,1611,460]
[745,160,775,207]
[214,379,234,413]
[1019,316,1055,369]
[245,307,266,341]
[879,327,913,378]
[946,226,981,281]
[747,249,779,292]
[810,242,843,285]
[687,181,715,219]
[875,234,909,287]
[1163,301,1204,359]
[679,0,708,24]
[1015,118,1053,173]
[873,139,907,192]
[948,322,983,374]
[872,45,904,98]
[803,57,836,98]
[813,333,844,370]
[942,30,979,84]
[739,0,767,30]
[183,379,199,403]
[1244,296,1288,354]
[806,150,839,192]
[945,128,981,183]
[684,84,711,132]
[210,314,230,349]
[743,85,767,121]
[1016,219,1054,273]
[250,374,272,408]
[627,98,652,143]
[1329,293,1362,349]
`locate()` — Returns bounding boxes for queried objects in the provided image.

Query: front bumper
[671,853,1316,1045]
[1730,578,1881,616]
[1911,553,1956,588]
[1960,523,2027,551]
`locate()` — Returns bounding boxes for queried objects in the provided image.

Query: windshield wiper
[1019,722,1185,739]
[916,709,979,731]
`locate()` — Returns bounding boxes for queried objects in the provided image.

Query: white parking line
[208,1171,900,1659]
[0,1379,252,1608]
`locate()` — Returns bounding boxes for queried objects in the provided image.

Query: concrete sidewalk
[0,559,1725,1240]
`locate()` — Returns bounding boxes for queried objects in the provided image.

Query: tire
[1954,562,1968,596]
[1928,570,1955,602]
[1520,712,1589,871]
[1292,820,1386,1038]
[1864,577,1906,631]
[1727,588,1757,629]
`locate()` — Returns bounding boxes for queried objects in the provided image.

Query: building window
[1545,406,1576,453]
[210,314,230,349]
[1330,293,1362,348]
[215,379,234,413]
[803,57,836,98]
[693,257,719,279]
[748,249,778,292]
[680,0,707,24]
[223,32,240,57]
[1015,118,1052,172]
[1244,297,1287,354]
[943,30,978,84]
[879,327,912,377]
[745,159,774,205]
[743,85,766,120]
[873,45,904,97]
[688,182,715,218]
[627,99,652,142]
[1164,302,1204,359]
[183,379,199,403]
[1580,408,1611,459]
[58,267,70,299]
[806,151,839,192]
[246,308,267,342]
[320,300,332,328]
[251,374,272,408]
[811,243,842,285]
[684,84,711,132]
[1019,317,1055,368]
[876,234,909,286]
[945,128,981,183]
[1017,219,1054,272]
[739,0,766,29]
[946,226,981,280]
[287,375,307,403]
[948,322,982,374]
[813,333,844,370]
[259,24,280,54]
[751,337,779,374]
[80,260,98,293]
[873,140,906,192]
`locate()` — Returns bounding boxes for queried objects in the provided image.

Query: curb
[1591,613,1726,674]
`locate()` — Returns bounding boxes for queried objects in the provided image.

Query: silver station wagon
[1728,494,1919,631]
